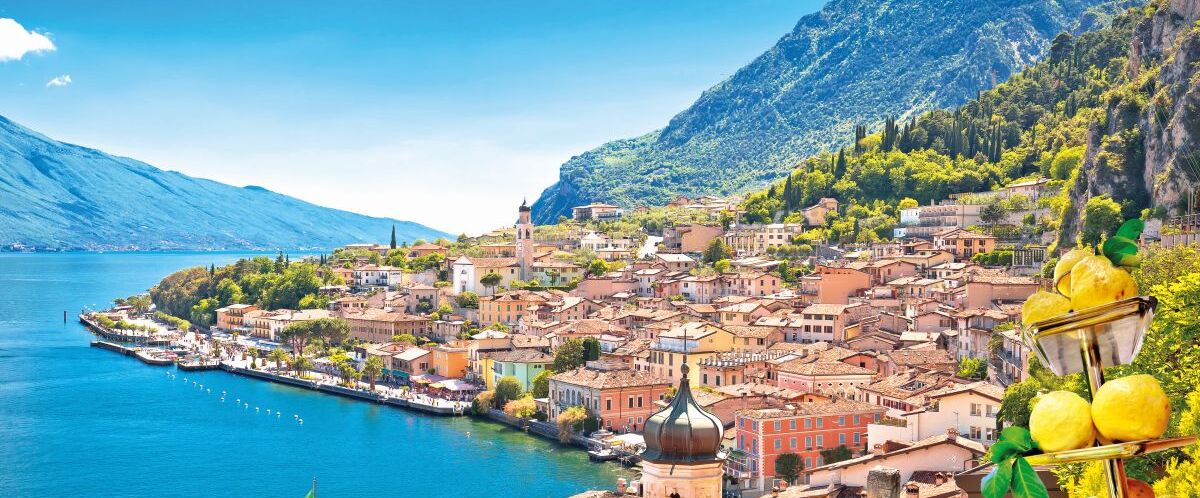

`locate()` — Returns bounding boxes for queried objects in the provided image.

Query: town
[79,172,1138,498]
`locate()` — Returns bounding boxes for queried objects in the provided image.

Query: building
[215,303,258,333]
[794,302,870,343]
[897,203,984,239]
[477,290,550,327]
[488,348,554,392]
[450,255,521,296]
[516,200,535,280]
[723,223,803,257]
[639,322,735,385]
[547,361,671,433]
[774,359,876,401]
[801,198,839,227]
[936,230,997,259]
[429,341,471,379]
[661,224,725,254]
[572,203,624,221]
[806,430,985,488]
[868,381,1005,445]
[731,401,885,492]
[244,309,332,341]
[638,362,726,498]
[654,253,697,272]
[340,308,431,343]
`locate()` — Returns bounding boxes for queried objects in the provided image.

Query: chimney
[947,426,959,438]
[934,472,948,486]
[865,466,902,498]
[905,483,920,498]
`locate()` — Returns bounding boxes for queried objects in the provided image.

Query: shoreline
[82,315,626,462]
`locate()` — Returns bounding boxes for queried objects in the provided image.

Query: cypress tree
[835,149,847,179]
[390,224,397,249]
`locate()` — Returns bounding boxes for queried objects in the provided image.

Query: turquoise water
[0,252,627,498]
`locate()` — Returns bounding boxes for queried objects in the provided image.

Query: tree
[455,291,479,309]
[494,376,524,407]
[702,238,733,264]
[279,317,350,358]
[1081,195,1123,246]
[390,224,397,249]
[504,396,538,419]
[480,272,503,294]
[557,406,588,442]
[214,278,244,307]
[980,201,1006,232]
[1050,146,1085,180]
[268,348,289,371]
[392,333,418,344]
[189,298,219,328]
[581,337,601,361]
[819,445,853,465]
[586,258,609,277]
[774,453,803,484]
[531,370,551,398]
[898,197,919,210]
[292,355,313,376]
[553,338,587,372]
[713,259,731,273]
[472,390,496,414]
[363,356,384,390]
[957,357,987,380]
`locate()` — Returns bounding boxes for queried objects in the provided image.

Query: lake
[0,252,628,497]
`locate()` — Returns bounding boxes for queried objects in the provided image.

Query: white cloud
[0,18,55,62]
[46,74,71,87]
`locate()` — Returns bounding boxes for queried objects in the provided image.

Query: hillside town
[127,176,1083,498]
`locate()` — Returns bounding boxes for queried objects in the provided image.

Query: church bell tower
[516,199,534,280]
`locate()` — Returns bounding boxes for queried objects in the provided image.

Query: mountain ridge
[0,115,447,251]
[531,0,1135,224]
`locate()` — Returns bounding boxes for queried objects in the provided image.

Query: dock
[221,365,467,416]
[90,341,173,366]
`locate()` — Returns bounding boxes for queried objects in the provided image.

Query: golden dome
[640,363,724,463]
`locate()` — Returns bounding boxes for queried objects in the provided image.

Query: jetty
[222,364,468,416]
[90,341,174,366]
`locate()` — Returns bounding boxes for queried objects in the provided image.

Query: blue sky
[0,0,822,234]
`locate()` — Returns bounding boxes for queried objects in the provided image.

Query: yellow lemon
[1070,254,1138,311]
[1092,374,1170,442]
[1022,290,1072,326]
[1054,247,1093,296]
[1029,390,1096,452]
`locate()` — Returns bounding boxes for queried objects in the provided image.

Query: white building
[866,381,1004,447]
[807,430,985,488]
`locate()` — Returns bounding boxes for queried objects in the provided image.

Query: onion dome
[519,198,531,212]
[640,363,724,463]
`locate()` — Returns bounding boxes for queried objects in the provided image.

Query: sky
[0,0,823,235]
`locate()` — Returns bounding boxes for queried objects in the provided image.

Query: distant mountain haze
[531,0,1135,223]
[0,115,447,251]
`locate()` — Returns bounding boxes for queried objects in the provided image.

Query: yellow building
[638,322,734,385]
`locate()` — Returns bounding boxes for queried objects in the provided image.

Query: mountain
[733,0,1199,251]
[531,0,1134,223]
[0,115,448,251]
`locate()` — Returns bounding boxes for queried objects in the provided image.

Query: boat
[588,446,619,462]
[133,348,175,366]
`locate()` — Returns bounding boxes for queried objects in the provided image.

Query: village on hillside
[88,175,1196,498]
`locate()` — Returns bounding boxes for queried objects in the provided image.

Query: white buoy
[298,419,303,424]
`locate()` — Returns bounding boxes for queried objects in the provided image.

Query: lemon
[1023,290,1072,326]
[1054,247,1093,296]
[1092,374,1170,442]
[1070,254,1138,311]
[1030,391,1096,452]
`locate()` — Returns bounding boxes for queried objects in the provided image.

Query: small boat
[588,446,619,462]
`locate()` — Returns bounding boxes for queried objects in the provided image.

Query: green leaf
[988,441,1018,464]
[981,458,1015,498]
[997,426,1035,453]
[1115,218,1144,240]
[1010,457,1050,498]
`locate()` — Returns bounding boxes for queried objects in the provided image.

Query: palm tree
[268,348,289,371]
[363,356,384,391]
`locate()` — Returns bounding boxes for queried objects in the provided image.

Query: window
[816,418,824,428]
[774,421,781,431]
[789,419,796,430]
[628,398,633,409]
[970,403,981,416]
[854,433,861,444]
[805,436,812,449]
[804,418,812,429]
[986,428,998,441]
[774,439,781,450]
[789,437,797,449]
[816,435,824,448]
[637,396,643,408]
[986,404,996,418]
[853,415,860,425]
[606,399,612,410]
[738,435,744,449]
[970,426,982,440]
[838,416,845,426]
[838,433,846,445]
